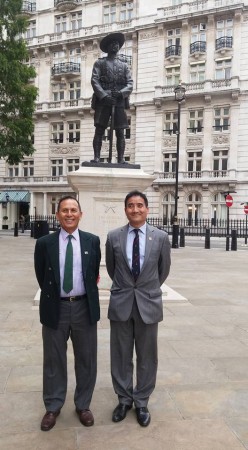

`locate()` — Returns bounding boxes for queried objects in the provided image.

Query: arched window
[211,192,227,223]
[162,193,175,225]
[186,192,202,225]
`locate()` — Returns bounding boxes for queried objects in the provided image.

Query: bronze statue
[91,32,133,164]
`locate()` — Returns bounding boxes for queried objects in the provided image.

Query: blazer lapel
[79,230,91,278]
[47,231,60,287]
[119,224,130,270]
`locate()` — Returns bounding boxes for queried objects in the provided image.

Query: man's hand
[105,94,116,106]
[112,90,122,99]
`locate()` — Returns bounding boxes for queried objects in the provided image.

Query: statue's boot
[117,135,126,164]
[91,134,102,163]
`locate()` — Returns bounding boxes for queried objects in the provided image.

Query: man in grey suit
[34,196,101,431]
[105,190,171,427]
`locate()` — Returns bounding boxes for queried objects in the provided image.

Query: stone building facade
[0,0,248,228]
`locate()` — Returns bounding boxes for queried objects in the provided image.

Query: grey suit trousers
[110,299,158,408]
[42,298,97,412]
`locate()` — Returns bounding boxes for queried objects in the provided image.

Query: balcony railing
[153,169,234,181]
[212,124,230,131]
[21,1,36,12]
[187,127,203,133]
[216,36,233,50]
[190,41,206,54]
[165,45,181,58]
[51,62,80,76]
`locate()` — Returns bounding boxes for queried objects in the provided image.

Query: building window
[120,40,133,67]
[23,160,34,176]
[215,58,231,79]
[216,18,233,38]
[190,62,205,82]
[52,83,65,101]
[164,112,178,135]
[188,110,203,133]
[53,50,66,64]
[51,159,63,176]
[120,2,133,21]
[25,20,36,39]
[8,164,19,177]
[164,153,176,173]
[69,81,81,100]
[68,122,80,143]
[213,150,228,175]
[51,123,64,143]
[213,107,230,131]
[166,28,181,57]
[187,151,202,175]
[190,23,206,54]
[103,4,116,24]
[211,192,227,221]
[186,193,201,224]
[55,15,67,33]
[67,158,80,172]
[69,47,81,64]
[162,193,175,225]
[165,65,180,86]
[70,11,82,30]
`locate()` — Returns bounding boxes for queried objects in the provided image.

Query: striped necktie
[63,235,73,293]
[132,229,140,281]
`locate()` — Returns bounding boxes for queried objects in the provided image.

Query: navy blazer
[34,230,101,329]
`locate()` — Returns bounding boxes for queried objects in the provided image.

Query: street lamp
[172,84,186,249]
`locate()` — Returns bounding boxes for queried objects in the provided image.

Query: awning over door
[0,191,30,203]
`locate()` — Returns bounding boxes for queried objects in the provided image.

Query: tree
[0,0,37,164]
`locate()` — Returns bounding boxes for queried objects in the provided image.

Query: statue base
[82,161,141,169]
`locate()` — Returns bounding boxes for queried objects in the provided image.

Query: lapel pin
[84,251,89,254]
[149,237,152,241]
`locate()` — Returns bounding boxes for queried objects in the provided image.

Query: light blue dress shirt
[126,223,146,271]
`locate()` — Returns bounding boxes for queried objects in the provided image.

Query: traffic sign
[244,205,248,215]
[225,194,233,208]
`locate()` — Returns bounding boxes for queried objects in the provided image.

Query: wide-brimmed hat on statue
[100,32,125,53]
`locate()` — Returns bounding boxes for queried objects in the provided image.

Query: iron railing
[215,36,233,50]
[165,45,181,58]
[51,62,80,76]
[190,41,206,54]
[147,218,248,238]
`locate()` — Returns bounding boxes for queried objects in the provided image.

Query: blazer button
[49,281,52,285]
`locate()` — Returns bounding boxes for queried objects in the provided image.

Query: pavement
[0,230,248,450]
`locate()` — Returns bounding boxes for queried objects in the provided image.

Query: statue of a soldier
[91,32,133,164]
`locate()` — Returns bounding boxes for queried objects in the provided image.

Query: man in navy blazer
[34,196,101,431]
[106,190,171,427]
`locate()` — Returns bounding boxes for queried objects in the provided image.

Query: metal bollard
[179,228,185,247]
[205,228,210,249]
[14,222,18,237]
[231,229,237,251]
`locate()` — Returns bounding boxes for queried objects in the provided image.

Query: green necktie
[63,235,73,293]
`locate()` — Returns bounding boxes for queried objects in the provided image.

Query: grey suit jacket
[105,224,171,324]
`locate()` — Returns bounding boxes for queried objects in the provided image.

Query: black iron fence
[147,218,248,238]
[21,215,60,230]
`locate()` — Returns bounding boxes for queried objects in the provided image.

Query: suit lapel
[119,224,130,270]
[140,225,155,274]
[79,230,91,278]
[47,231,60,287]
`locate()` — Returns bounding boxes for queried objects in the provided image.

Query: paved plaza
[0,231,248,449]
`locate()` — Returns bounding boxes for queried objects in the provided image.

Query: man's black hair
[57,195,81,212]
[124,190,148,208]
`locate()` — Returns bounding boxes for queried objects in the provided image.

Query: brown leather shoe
[76,408,94,427]
[40,410,60,431]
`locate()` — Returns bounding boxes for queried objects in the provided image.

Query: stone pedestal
[67,164,155,291]
[68,164,154,249]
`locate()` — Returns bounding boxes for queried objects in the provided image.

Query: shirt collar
[60,227,79,241]
[128,223,146,234]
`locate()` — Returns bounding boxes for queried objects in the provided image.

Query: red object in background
[225,194,233,208]
[244,205,248,214]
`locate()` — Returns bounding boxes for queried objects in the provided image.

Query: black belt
[60,295,87,302]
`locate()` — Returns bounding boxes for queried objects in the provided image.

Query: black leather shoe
[112,403,132,422]
[40,410,60,431]
[136,407,151,427]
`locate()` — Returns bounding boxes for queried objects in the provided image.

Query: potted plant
[2,216,8,230]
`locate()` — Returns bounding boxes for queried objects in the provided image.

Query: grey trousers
[110,300,158,408]
[42,298,97,412]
